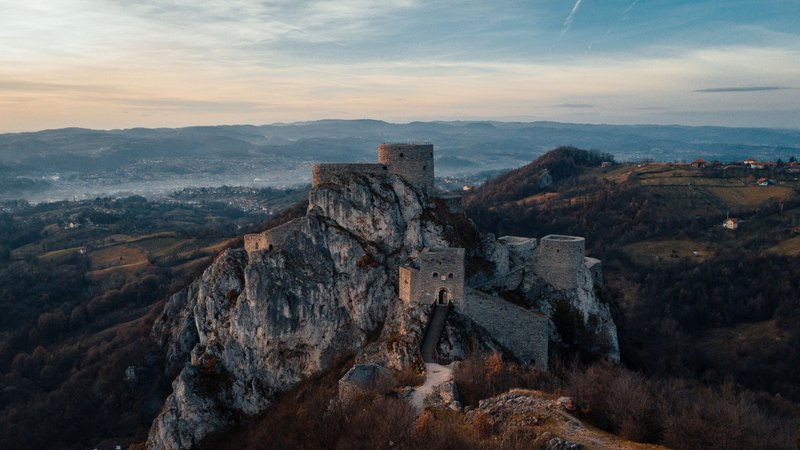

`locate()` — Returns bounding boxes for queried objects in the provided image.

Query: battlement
[311,163,388,187]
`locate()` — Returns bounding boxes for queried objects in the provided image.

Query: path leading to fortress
[409,362,453,410]
[410,304,454,410]
[420,304,448,363]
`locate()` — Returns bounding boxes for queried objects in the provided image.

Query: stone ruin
[399,248,465,306]
[244,143,463,253]
[243,142,603,374]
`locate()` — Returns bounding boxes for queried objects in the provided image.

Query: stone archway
[437,288,449,305]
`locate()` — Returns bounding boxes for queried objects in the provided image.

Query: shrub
[454,352,554,406]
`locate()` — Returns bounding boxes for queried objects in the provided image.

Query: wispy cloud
[0,80,123,94]
[555,103,595,108]
[695,86,792,93]
[561,0,583,36]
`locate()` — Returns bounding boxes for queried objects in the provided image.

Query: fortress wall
[585,257,603,285]
[439,194,465,214]
[311,163,388,187]
[416,247,465,305]
[495,236,537,289]
[499,236,537,270]
[244,218,303,253]
[378,143,434,192]
[533,235,586,290]
[244,233,269,253]
[399,266,418,302]
[460,288,548,369]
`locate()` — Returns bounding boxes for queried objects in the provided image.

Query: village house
[690,159,706,168]
[723,217,740,230]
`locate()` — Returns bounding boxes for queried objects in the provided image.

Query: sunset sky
[2,0,799,132]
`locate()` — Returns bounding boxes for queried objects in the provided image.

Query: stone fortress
[400,248,466,306]
[312,143,435,192]
[245,143,460,254]
[245,143,603,372]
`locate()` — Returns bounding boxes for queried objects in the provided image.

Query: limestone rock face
[147,173,454,449]
[338,364,396,404]
[523,262,620,362]
[146,169,622,449]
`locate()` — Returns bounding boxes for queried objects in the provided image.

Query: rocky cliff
[147,171,620,449]
[147,173,458,449]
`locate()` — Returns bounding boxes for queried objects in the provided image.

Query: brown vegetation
[566,363,799,449]
[453,352,554,406]
[0,194,304,449]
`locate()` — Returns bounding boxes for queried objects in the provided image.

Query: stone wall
[243,233,269,253]
[243,218,304,254]
[585,257,603,285]
[496,236,537,290]
[533,235,586,290]
[311,163,388,187]
[399,265,418,303]
[459,288,548,369]
[439,194,465,214]
[414,247,465,305]
[378,143,434,193]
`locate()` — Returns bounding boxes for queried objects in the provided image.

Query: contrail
[623,0,639,16]
[561,0,583,36]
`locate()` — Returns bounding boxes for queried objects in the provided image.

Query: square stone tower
[399,247,464,305]
[378,143,435,193]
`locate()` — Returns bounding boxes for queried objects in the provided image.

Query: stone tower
[399,247,464,305]
[378,143,435,193]
[532,235,586,290]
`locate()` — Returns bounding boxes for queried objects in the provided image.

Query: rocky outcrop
[522,264,620,362]
[425,380,462,410]
[147,173,455,449]
[147,169,621,449]
[465,390,664,450]
[338,364,396,404]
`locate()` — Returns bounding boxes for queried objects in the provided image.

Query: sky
[1,0,799,132]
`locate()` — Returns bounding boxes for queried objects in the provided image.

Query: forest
[3,147,800,448]
[0,192,304,449]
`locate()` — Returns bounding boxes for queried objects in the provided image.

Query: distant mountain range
[1,120,799,202]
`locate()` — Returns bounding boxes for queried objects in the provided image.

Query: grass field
[766,235,800,256]
[89,245,149,271]
[623,239,715,265]
[40,247,85,260]
[130,237,190,258]
[706,186,794,208]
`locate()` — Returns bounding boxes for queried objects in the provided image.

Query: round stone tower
[378,143,434,193]
[533,235,586,290]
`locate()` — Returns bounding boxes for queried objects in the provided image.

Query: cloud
[0,80,121,94]
[561,0,583,36]
[555,103,595,108]
[694,86,792,93]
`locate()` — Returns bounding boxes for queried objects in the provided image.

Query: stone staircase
[420,304,449,363]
